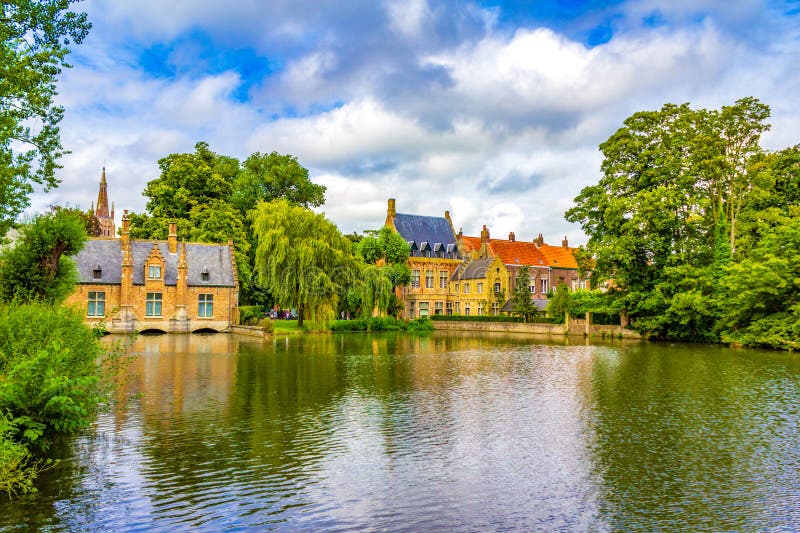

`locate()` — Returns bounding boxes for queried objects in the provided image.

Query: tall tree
[355,226,411,317]
[0,0,90,236]
[511,266,537,322]
[566,98,771,339]
[231,152,326,214]
[252,199,357,328]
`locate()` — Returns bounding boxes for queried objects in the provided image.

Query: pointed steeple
[96,166,110,218]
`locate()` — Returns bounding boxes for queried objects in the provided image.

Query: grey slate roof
[393,213,459,258]
[451,258,493,280]
[73,239,235,287]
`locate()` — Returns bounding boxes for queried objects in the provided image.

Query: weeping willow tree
[252,199,358,329]
[358,264,393,318]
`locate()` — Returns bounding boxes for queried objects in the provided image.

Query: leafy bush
[330,317,408,332]
[0,303,105,450]
[0,412,47,498]
[407,317,434,331]
[262,318,274,333]
[239,305,264,325]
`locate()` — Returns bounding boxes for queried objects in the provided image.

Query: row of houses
[385,198,589,318]
[65,173,586,332]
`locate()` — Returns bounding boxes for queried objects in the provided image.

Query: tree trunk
[297,306,304,328]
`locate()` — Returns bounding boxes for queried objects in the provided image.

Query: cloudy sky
[34,0,800,244]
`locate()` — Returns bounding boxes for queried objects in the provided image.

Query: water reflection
[1,334,799,530]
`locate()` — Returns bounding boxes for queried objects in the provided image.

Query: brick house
[65,211,239,334]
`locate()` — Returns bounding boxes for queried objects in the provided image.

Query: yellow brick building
[65,213,239,333]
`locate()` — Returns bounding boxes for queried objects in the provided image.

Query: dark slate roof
[451,258,493,280]
[72,239,235,287]
[74,240,123,283]
[394,213,457,249]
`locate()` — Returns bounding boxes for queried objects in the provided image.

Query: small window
[201,267,210,282]
[198,294,213,317]
[87,291,105,317]
[434,302,443,315]
[463,283,470,294]
[439,271,448,289]
[146,292,162,316]
[148,265,161,279]
[409,301,416,318]
[477,282,483,294]
[494,282,501,293]
[411,270,420,289]
[425,270,434,289]
[93,264,102,280]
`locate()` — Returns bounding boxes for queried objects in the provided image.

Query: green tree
[546,283,569,322]
[252,199,357,328]
[717,208,800,349]
[511,266,537,322]
[0,0,90,237]
[132,142,239,228]
[565,98,771,339]
[355,226,411,316]
[231,151,326,214]
[0,209,87,303]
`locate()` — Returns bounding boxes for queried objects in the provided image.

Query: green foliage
[262,318,274,334]
[329,316,425,332]
[252,199,358,328]
[406,317,434,331]
[0,412,47,498]
[231,151,325,213]
[0,303,106,451]
[565,98,795,344]
[238,305,264,325]
[717,209,800,349]
[511,266,538,322]
[546,283,570,322]
[0,209,87,304]
[356,227,411,266]
[0,0,91,237]
[128,143,326,306]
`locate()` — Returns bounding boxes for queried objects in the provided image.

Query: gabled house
[66,214,239,333]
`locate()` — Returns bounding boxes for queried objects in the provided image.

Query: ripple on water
[1,335,799,531]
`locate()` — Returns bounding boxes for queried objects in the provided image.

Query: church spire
[96,166,110,219]
[94,166,116,237]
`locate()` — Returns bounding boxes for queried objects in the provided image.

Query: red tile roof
[461,236,579,269]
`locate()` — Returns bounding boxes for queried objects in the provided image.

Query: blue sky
[37,0,800,243]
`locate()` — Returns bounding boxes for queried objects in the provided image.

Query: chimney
[508,231,515,242]
[168,222,178,253]
[480,224,490,243]
[121,210,130,246]
[562,235,569,248]
[387,198,396,218]
[458,227,463,239]
[535,233,544,246]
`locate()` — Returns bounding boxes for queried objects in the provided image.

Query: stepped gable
[452,258,493,280]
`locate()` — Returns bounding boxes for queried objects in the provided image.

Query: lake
[2,332,799,531]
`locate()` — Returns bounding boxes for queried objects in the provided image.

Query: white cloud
[385,0,430,38]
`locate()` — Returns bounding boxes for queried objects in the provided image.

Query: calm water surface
[2,332,799,531]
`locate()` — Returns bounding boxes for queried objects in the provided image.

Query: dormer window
[93,264,102,280]
[148,265,161,279]
[201,267,210,282]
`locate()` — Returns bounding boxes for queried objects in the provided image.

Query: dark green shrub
[262,318,274,333]
[239,305,263,325]
[407,317,434,331]
[0,303,105,450]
